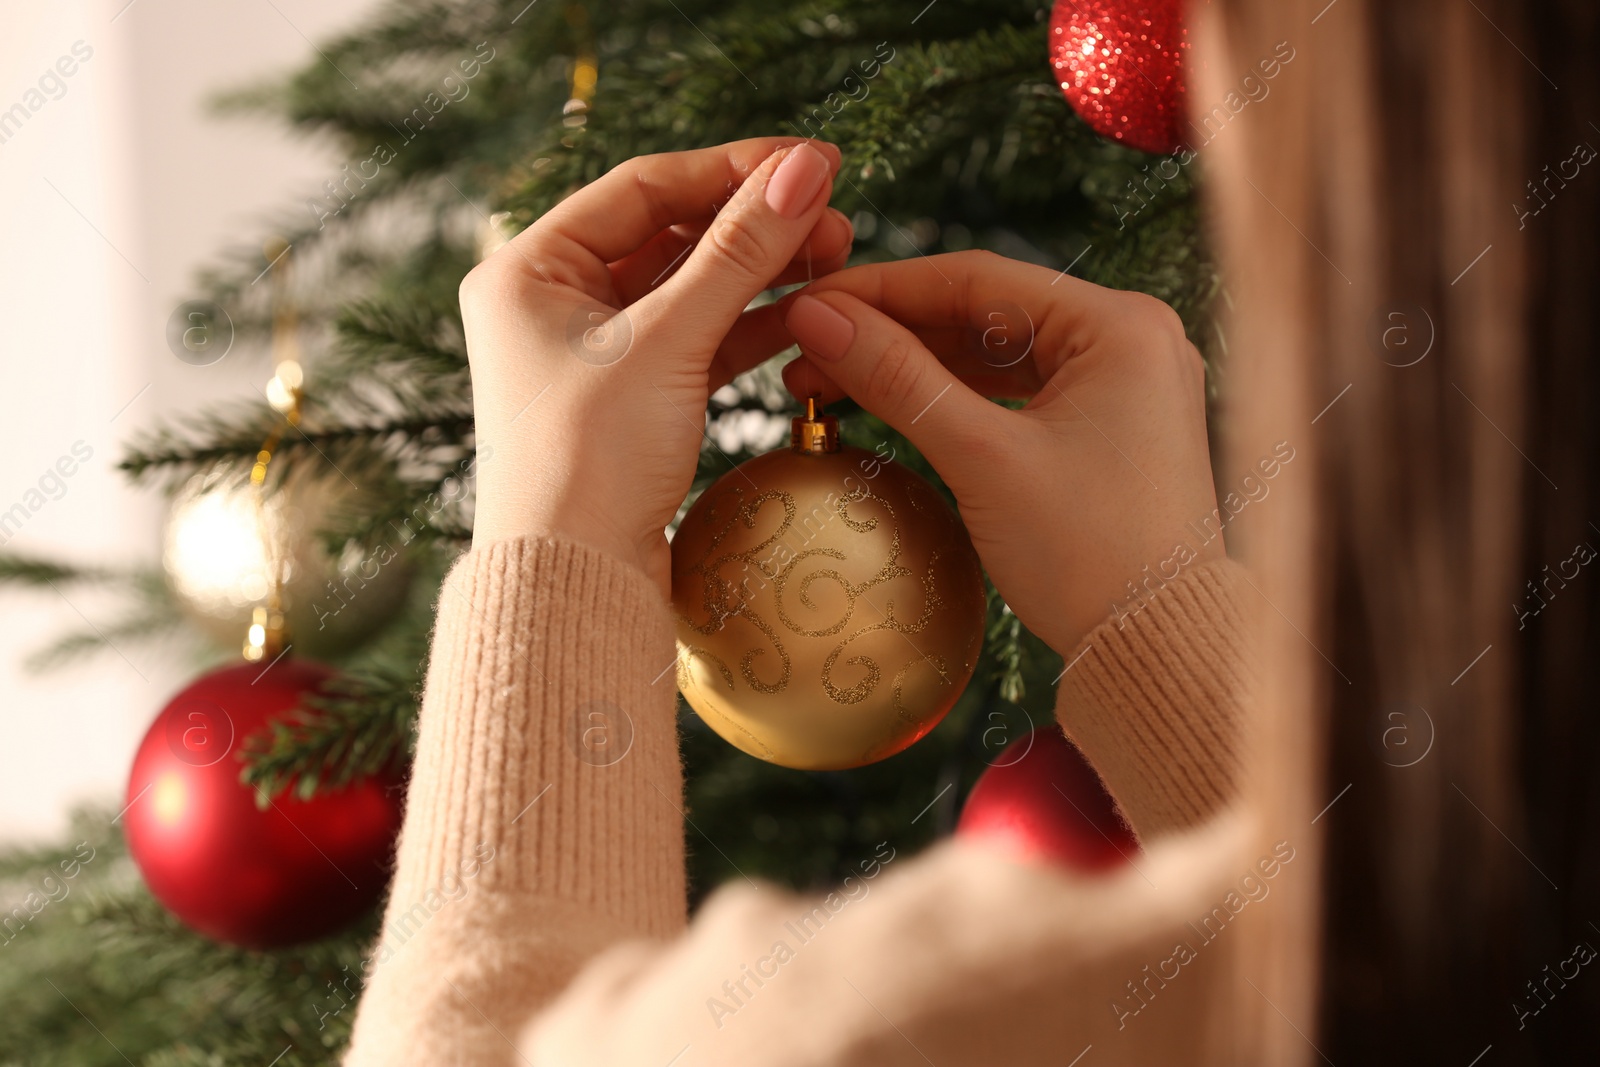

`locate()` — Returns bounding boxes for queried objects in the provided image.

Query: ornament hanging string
[477,4,595,259]
[244,237,306,663]
[560,3,598,143]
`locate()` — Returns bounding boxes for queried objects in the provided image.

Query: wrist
[474,518,643,574]
[1035,535,1230,660]
[472,492,645,573]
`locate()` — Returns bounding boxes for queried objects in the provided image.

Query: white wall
[0,0,381,843]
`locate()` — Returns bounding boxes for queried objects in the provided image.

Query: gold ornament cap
[790,396,840,455]
[243,604,289,662]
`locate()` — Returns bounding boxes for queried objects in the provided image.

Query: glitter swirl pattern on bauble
[670,446,987,771]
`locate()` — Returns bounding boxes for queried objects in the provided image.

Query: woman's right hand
[780,251,1224,658]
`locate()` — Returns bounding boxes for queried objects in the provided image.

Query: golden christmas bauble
[671,402,987,770]
[163,468,414,657]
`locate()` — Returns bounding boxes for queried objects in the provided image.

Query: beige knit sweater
[343,537,1258,1066]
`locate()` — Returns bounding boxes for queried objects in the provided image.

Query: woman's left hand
[460,137,851,594]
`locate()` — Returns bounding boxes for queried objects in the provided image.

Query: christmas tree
[0,1,1213,1063]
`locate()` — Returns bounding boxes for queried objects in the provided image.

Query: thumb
[783,292,1010,474]
[646,142,837,343]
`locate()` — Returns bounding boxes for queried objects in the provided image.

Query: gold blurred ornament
[164,239,412,658]
[671,399,987,770]
[164,467,414,658]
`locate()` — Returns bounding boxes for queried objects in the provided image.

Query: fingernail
[787,295,855,361]
[765,143,830,219]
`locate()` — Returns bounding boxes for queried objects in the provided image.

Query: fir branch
[333,298,467,378]
[117,406,474,487]
[0,562,191,675]
[22,604,188,675]
[329,469,477,551]
[73,888,374,1067]
[241,625,431,799]
[0,554,120,589]
[0,808,122,881]
[986,592,1028,705]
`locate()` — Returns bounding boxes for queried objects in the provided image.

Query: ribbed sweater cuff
[387,537,686,938]
[1055,557,1253,838]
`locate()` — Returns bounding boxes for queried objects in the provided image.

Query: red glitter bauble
[957,724,1138,871]
[1049,0,1190,154]
[123,660,403,949]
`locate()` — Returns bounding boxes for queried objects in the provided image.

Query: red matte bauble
[123,660,402,949]
[957,724,1137,870]
[1049,0,1190,155]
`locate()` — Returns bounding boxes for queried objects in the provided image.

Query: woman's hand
[780,251,1223,658]
[460,138,850,594]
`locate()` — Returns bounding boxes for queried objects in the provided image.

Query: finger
[641,141,839,349]
[507,138,842,301]
[771,286,1045,398]
[798,250,1124,381]
[707,294,859,393]
[708,303,793,391]
[781,345,1034,404]
[610,208,853,306]
[766,239,851,289]
[782,354,842,406]
[608,223,704,305]
[885,326,1045,396]
[783,291,1016,473]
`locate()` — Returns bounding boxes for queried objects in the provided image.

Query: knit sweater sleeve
[1054,559,1250,837]
[343,540,1253,1066]
[343,538,688,1067]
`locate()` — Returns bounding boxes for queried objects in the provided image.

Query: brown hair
[1201,0,1595,1061]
